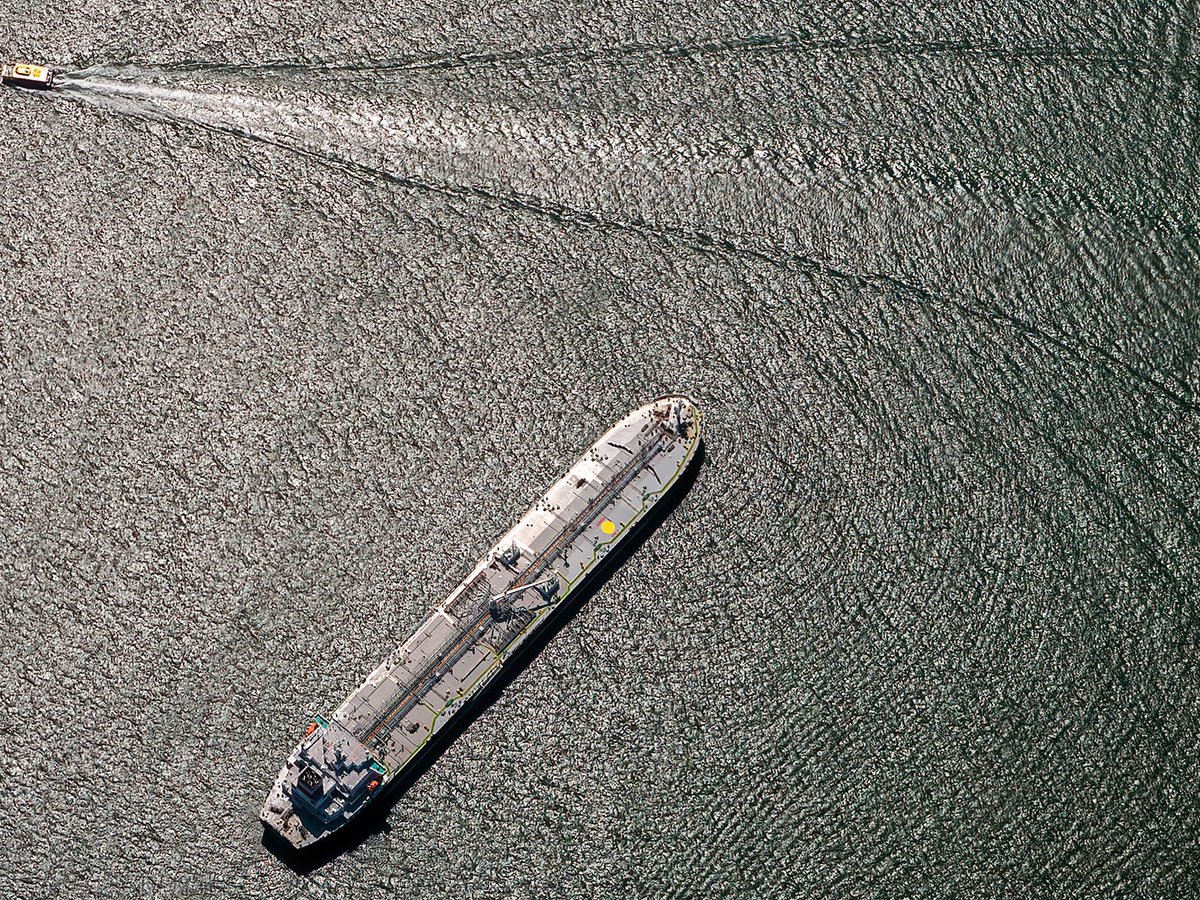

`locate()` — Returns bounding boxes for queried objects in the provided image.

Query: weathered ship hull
[262,396,702,849]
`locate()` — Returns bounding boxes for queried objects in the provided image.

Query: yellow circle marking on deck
[600,519,617,535]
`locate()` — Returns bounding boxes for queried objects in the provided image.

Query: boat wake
[56,66,451,170]
[47,55,1196,416]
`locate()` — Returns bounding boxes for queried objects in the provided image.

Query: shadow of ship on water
[263,440,705,874]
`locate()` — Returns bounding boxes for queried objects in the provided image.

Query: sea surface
[2,2,1198,897]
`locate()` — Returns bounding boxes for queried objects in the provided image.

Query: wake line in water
[75,31,1200,81]
[57,62,1189,242]
[58,75,300,124]
[56,71,1198,418]
[58,69,478,160]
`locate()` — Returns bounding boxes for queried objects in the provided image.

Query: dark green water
[2,3,1197,897]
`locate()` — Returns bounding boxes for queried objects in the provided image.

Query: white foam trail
[57,67,494,182]
[62,70,319,142]
[50,62,815,260]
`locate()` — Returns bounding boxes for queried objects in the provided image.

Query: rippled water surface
[2,3,1198,897]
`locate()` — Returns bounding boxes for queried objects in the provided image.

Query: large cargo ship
[261,396,702,849]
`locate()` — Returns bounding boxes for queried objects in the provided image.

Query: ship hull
[262,396,702,849]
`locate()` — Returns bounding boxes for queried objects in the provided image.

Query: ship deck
[333,399,700,772]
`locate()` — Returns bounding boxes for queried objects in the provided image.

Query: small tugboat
[262,396,703,850]
[1,62,56,90]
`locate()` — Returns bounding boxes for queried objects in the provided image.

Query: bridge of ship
[334,420,691,765]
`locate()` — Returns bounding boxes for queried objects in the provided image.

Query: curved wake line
[58,84,1200,418]
[73,31,1200,82]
